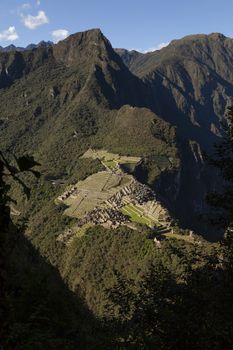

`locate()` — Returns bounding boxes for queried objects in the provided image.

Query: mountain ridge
[0,28,231,236]
[0,40,53,52]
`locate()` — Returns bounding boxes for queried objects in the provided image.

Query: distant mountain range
[0,40,53,52]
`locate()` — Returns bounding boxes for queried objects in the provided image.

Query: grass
[165,232,195,243]
[128,204,144,215]
[118,158,141,164]
[82,149,141,167]
[75,224,93,238]
[102,160,117,170]
[121,204,152,226]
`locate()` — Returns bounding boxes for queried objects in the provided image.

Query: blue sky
[1,0,233,51]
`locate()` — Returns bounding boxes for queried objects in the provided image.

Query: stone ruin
[105,179,172,227]
[57,172,172,230]
[127,181,155,204]
[58,185,77,201]
[105,180,155,208]
[56,228,73,244]
[143,200,171,226]
[78,207,128,228]
[56,208,129,246]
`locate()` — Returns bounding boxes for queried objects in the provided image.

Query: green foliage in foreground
[3,213,233,350]
[58,223,233,349]
[0,153,109,349]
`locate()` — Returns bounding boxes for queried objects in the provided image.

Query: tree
[0,151,40,346]
[207,107,233,279]
[104,265,174,348]
[207,107,233,233]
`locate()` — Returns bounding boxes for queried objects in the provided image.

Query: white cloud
[15,3,31,16]
[0,26,19,41]
[143,42,170,53]
[128,48,141,52]
[36,0,41,5]
[52,29,69,43]
[21,3,32,10]
[22,10,49,29]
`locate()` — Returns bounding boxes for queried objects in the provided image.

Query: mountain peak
[53,28,113,66]
[171,32,228,44]
[60,28,104,44]
[209,32,226,39]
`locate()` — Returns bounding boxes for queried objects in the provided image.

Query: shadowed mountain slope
[117,33,233,233]
[117,33,233,138]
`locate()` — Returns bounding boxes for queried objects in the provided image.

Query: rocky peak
[53,28,113,66]
[0,44,23,52]
[208,32,226,40]
[115,48,143,70]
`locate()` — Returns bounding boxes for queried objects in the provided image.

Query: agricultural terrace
[121,204,154,227]
[60,171,133,218]
[81,148,141,170]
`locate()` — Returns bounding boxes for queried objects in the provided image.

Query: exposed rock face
[117,33,233,140]
[115,48,143,71]
[53,29,111,66]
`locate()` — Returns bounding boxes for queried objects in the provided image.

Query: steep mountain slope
[114,48,143,71]
[117,33,233,137]
[117,33,233,232]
